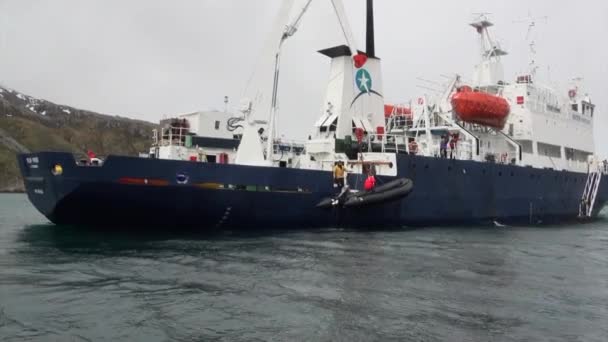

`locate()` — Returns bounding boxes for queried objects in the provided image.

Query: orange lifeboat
[451,87,510,129]
[384,104,412,118]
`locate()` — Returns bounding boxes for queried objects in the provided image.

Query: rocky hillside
[0,86,157,192]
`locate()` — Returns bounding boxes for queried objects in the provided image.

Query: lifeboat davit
[451,86,510,129]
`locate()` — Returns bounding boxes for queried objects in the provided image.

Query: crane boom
[330,0,368,68]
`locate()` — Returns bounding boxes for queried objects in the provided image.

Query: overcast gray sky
[1,0,606,157]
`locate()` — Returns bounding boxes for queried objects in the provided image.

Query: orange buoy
[451,87,510,129]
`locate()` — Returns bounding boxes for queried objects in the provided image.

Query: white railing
[272,139,306,154]
[359,133,409,154]
[157,125,189,147]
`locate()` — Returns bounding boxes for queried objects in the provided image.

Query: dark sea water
[1,194,608,341]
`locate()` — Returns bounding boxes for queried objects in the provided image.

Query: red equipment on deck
[451,87,510,129]
[384,104,412,118]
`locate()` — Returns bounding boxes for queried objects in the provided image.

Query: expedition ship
[18,0,607,228]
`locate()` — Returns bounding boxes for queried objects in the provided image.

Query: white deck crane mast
[237,0,369,166]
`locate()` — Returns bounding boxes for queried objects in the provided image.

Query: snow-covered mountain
[0,85,157,192]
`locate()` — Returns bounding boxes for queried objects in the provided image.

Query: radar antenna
[469,13,507,88]
[470,13,507,64]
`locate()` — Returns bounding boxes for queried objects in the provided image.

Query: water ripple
[1,195,608,341]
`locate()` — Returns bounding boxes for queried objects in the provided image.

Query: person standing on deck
[449,133,459,159]
[333,161,345,190]
[440,135,448,158]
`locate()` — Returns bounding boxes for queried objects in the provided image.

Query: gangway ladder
[579,167,602,218]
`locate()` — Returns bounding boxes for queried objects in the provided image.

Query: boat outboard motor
[316,185,352,209]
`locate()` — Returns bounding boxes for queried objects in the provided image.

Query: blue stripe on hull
[17,152,608,228]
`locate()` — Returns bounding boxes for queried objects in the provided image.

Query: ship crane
[266,0,369,162]
[237,0,370,166]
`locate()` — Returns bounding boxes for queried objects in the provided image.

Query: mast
[366,0,375,58]
[470,15,507,88]
[514,14,547,79]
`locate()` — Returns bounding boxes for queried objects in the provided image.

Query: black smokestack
[366,0,375,58]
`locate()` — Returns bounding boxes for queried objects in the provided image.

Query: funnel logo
[351,68,383,107]
[356,69,372,93]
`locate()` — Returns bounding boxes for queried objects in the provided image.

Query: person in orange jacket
[364,171,376,191]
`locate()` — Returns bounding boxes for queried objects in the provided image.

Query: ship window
[215,120,220,130]
[425,164,429,169]
[537,142,561,158]
[329,117,338,132]
[448,166,452,171]
[571,104,578,112]
[517,140,533,154]
[498,172,503,176]
[511,172,514,177]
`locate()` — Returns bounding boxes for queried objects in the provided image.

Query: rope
[226,117,244,132]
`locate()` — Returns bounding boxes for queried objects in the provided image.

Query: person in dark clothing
[440,135,448,158]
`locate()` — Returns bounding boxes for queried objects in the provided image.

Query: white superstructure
[145,6,599,179]
[388,17,598,173]
[501,77,595,172]
[148,110,304,167]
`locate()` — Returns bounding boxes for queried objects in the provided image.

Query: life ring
[568,89,577,98]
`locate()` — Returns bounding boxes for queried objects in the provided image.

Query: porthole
[448,166,452,171]
[511,172,515,177]
[425,164,429,169]
[498,172,503,176]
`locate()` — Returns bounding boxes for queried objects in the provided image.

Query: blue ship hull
[17,152,608,228]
